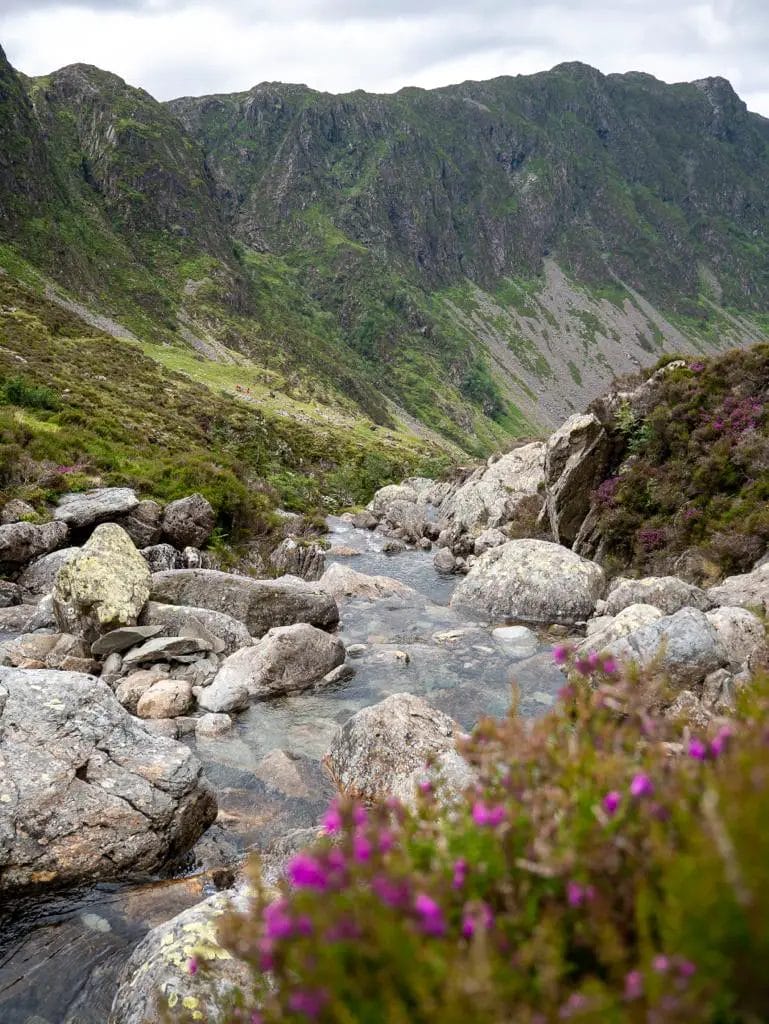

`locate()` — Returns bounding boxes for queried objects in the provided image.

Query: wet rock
[352,512,378,530]
[379,499,426,543]
[52,524,151,643]
[324,692,473,805]
[136,680,194,719]
[196,712,233,738]
[0,519,69,569]
[0,667,216,894]
[269,537,326,581]
[604,576,713,617]
[708,563,769,615]
[323,663,355,685]
[115,668,168,713]
[602,607,724,688]
[91,624,164,658]
[346,643,367,657]
[0,498,36,524]
[451,539,605,626]
[579,604,663,652]
[140,600,252,656]
[122,635,213,667]
[418,537,432,551]
[199,623,345,712]
[108,887,253,1024]
[0,580,21,607]
[141,718,179,739]
[318,562,420,602]
[541,413,611,545]
[255,748,311,798]
[54,487,139,530]
[16,546,80,596]
[150,569,339,638]
[117,499,163,548]
[492,625,538,658]
[433,548,457,574]
[328,544,361,557]
[382,538,407,554]
[706,606,768,671]
[161,493,215,549]
[140,543,181,573]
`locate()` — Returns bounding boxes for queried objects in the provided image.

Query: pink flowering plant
[175,654,769,1023]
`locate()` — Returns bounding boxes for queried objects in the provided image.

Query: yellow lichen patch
[182,996,199,1009]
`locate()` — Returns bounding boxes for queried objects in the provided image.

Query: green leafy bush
[175,654,769,1023]
[1,374,59,410]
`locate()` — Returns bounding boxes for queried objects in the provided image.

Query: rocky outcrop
[269,537,326,581]
[451,539,605,625]
[705,606,768,671]
[161,493,215,549]
[52,523,151,642]
[708,564,769,615]
[540,413,611,546]
[0,668,216,893]
[602,576,713,617]
[324,693,473,805]
[54,487,139,530]
[367,484,418,516]
[140,601,253,655]
[199,623,345,712]
[150,569,339,637]
[0,519,68,569]
[318,562,420,602]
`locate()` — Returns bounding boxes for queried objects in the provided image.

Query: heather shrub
[174,654,769,1023]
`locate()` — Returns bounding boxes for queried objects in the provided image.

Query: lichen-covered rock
[708,563,769,615]
[367,483,418,516]
[108,887,253,1024]
[269,537,326,581]
[141,543,182,572]
[451,539,605,626]
[151,569,339,637]
[0,498,36,525]
[0,519,69,569]
[140,601,253,655]
[0,668,216,893]
[16,545,80,596]
[579,603,663,652]
[161,493,215,549]
[318,562,420,602]
[705,605,768,671]
[473,528,507,556]
[541,413,611,545]
[52,523,151,642]
[323,692,472,805]
[54,487,139,530]
[199,623,345,712]
[604,576,713,617]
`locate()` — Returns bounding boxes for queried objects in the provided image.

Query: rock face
[708,564,769,615]
[602,607,724,688]
[54,487,139,530]
[199,623,345,712]
[318,562,420,602]
[16,546,80,596]
[0,668,216,893]
[541,413,611,545]
[705,606,768,671]
[53,523,151,642]
[161,493,215,549]
[269,537,326,581]
[0,519,68,569]
[451,539,605,625]
[150,569,339,637]
[108,887,253,1024]
[603,576,713,617]
[140,601,253,655]
[324,693,473,805]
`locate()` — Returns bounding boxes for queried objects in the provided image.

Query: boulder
[52,523,151,643]
[54,487,139,530]
[604,576,713,617]
[492,624,539,658]
[367,483,418,516]
[136,680,194,719]
[433,548,457,574]
[140,543,181,573]
[708,564,769,615]
[381,538,407,554]
[451,539,605,626]
[541,413,611,545]
[196,713,233,738]
[115,668,169,714]
[580,603,663,652]
[199,623,345,712]
[0,580,21,608]
[602,607,724,688]
[441,443,545,535]
[318,562,420,602]
[0,604,35,632]
[140,601,253,655]
[0,519,68,569]
[1,499,36,525]
[269,537,326,581]
[323,692,473,805]
[122,635,213,667]
[116,499,163,548]
[705,606,768,671]
[16,546,80,596]
[0,668,216,893]
[22,594,55,632]
[150,569,339,637]
[474,528,507,556]
[379,499,426,543]
[161,493,215,549]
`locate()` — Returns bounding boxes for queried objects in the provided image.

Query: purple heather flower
[630,773,654,798]
[624,970,644,1000]
[372,875,408,908]
[711,725,732,757]
[322,802,342,834]
[587,650,601,671]
[472,801,506,827]
[288,853,329,891]
[353,832,372,863]
[678,959,697,978]
[566,881,583,907]
[688,738,707,761]
[264,900,294,941]
[418,779,433,794]
[602,656,618,675]
[251,1013,264,1024]
[187,956,198,976]
[288,988,328,1019]
[461,901,493,939]
[653,955,670,973]
[378,829,396,853]
[452,857,469,890]
[602,790,621,816]
[559,993,588,1019]
[414,893,446,936]
[553,644,569,665]
[574,657,592,675]
[352,804,367,826]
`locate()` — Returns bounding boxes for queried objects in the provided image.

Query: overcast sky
[1,1,768,115]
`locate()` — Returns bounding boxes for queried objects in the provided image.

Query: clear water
[0,519,562,1023]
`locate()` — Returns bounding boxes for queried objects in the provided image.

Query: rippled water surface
[0,518,561,1023]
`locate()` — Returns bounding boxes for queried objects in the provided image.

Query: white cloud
[1,0,768,115]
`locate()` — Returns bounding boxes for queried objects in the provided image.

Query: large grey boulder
[53,523,152,642]
[199,623,345,712]
[318,562,420,602]
[604,576,713,617]
[117,499,163,548]
[161,493,215,549]
[109,887,253,1024]
[54,487,139,530]
[541,413,611,545]
[708,564,769,615]
[378,499,426,543]
[16,546,80,596]
[140,543,181,573]
[451,538,605,626]
[0,519,68,569]
[0,581,21,608]
[0,499,36,525]
[324,692,473,805]
[602,607,725,688]
[140,601,253,655]
[0,668,216,893]
[269,537,326,581]
[151,569,339,637]
[706,606,768,671]
[136,679,195,719]
[580,603,663,652]
[367,483,418,516]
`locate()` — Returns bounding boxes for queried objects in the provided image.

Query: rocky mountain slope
[1,46,768,464]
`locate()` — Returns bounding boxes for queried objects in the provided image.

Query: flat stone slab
[91,625,164,657]
[122,635,213,666]
[54,488,139,529]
